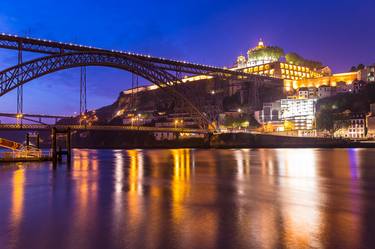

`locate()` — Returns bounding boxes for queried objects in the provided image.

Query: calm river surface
[1,148,375,249]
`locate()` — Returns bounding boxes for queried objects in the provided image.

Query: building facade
[280,98,317,130]
[334,113,367,139]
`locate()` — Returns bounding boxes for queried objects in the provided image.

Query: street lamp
[174,119,183,128]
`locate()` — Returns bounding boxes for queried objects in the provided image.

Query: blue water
[1,148,375,249]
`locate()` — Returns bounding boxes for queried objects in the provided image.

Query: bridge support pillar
[51,127,72,166]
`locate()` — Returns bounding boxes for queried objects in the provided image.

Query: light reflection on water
[1,148,375,249]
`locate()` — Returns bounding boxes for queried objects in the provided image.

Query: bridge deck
[0,124,209,134]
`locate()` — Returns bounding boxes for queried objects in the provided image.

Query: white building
[259,101,281,123]
[297,87,317,99]
[363,65,375,82]
[280,98,317,130]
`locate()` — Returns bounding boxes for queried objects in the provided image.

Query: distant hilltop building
[233,39,366,92]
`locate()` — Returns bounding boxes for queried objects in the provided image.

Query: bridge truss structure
[0,33,267,131]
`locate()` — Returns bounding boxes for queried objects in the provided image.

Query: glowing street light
[174,119,184,128]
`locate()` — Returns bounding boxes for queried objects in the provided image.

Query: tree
[333,119,351,134]
[350,66,357,72]
[285,52,323,69]
[357,64,365,70]
[248,46,285,62]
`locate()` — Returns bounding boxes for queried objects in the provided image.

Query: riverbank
[70,133,375,149]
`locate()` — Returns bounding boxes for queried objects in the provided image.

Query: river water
[1,148,375,249]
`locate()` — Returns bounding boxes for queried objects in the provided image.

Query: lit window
[259,65,264,71]
[280,63,285,69]
[265,64,270,70]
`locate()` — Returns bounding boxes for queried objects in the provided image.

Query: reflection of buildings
[171,149,192,215]
[128,150,144,193]
[67,150,99,249]
[275,149,324,248]
[10,168,25,248]
[11,169,25,226]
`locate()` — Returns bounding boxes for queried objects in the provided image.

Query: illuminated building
[257,98,317,131]
[234,39,327,91]
[280,98,317,130]
[363,64,375,82]
[153,113,203,140]
[334,113,367,139]
[297,87,317,99]
[233,39,368,92]
[259,101,281,123]
[368,104,375,139]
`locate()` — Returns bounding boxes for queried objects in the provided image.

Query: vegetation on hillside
[285,52,323,69]
[247,46,285,62]
[316,83,375,131]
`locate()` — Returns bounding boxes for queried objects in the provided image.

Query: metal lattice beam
[0,51,214,129]
[0,33,265,80]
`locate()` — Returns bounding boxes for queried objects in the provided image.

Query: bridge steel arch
[0,51,214,129]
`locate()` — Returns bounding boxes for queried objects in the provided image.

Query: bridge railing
[0,124,210,134]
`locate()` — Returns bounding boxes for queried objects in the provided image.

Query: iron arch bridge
[0,33,264,131]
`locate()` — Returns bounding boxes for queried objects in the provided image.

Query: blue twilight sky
[0,0,374,115]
